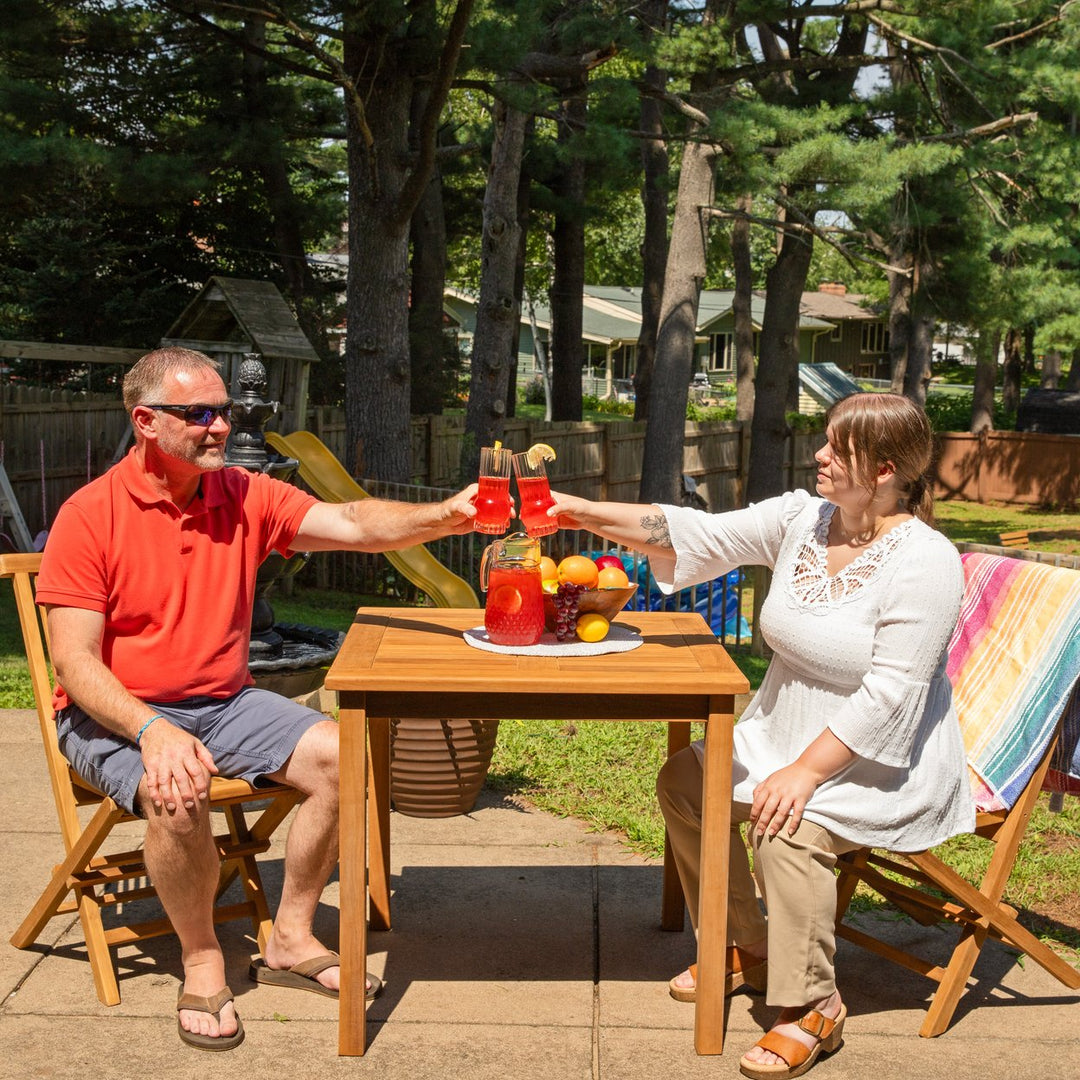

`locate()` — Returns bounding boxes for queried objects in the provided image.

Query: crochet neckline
[788,503,915,608]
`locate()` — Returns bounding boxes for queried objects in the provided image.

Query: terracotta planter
[389,716,500,817]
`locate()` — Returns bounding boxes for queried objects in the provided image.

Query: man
[36,347,480,1050]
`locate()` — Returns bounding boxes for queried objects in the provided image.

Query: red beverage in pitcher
[473,474,512,534]
[516,475,557,537]
[484,563,544,645]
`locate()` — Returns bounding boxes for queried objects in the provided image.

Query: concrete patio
[2,705,1077,1080]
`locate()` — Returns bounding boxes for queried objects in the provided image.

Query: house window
[829,323,842,343]
[709,332,734,372]
[861,321,889,354]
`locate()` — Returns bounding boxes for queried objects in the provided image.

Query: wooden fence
[934,430,1080,508]
[306,407,823,513]
[0,387,129,545]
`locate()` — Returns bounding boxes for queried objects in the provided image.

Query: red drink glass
[473,446,512,534]
[512,452,557,537]
[480,532,545,646]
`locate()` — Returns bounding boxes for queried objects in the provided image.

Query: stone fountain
[226,354,342,698]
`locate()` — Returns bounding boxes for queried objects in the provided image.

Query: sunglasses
[144,401,233,426]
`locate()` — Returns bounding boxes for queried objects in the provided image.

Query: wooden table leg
[661,721,692,931]
[367,715,392,932]
[694,695,735,1055]
[338,692,368,1056]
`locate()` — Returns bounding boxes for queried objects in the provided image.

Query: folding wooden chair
[2,552,303,1006]
[834,552,1080,1036]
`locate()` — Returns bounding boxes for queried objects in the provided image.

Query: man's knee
[283,718,339,793]
[138,783,213,839]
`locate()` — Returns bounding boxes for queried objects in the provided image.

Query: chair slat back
[0,552,86,841]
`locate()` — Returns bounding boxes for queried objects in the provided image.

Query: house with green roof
[443,283,889,402]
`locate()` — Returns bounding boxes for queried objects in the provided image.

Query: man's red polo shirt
[36,450,318,711]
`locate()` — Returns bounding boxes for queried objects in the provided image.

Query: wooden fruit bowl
[543,585,637,632]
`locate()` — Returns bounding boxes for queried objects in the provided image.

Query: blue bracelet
[136,714,164,746]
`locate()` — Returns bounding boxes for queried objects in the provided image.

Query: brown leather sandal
[738,1003,847,1079]
[667,945,768,1003]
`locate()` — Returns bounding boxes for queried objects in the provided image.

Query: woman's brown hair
[824,392,936,524]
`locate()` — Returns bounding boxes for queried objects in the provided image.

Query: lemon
[575,613,609,643]
[526,442,557,468]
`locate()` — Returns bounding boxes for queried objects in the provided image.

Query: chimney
[818,281,847,296]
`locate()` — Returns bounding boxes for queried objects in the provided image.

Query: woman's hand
[545,490,594,531]
[750,762,819,838]
[750,728,856,837]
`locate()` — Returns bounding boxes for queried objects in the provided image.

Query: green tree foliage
[0,1,346,363]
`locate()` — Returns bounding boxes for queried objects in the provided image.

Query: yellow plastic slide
[264,429,479,608]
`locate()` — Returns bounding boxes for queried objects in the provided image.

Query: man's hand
[442,482,484,534]
[139,719,218,812]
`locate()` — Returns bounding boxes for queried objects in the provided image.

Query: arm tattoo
[639,512,672,548]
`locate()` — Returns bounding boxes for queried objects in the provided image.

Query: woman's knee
[656,746,703,816]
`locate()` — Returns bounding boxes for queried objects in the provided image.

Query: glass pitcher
[479,532,545,646]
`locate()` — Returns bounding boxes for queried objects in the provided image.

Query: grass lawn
[2,497,1077,952]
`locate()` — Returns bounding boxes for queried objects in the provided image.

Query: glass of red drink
[512,450,557,537]
[473,445,513,534]
[479,532,545,646]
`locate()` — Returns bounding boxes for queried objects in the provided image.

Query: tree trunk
[639,138,716,504]
[1001,326,1023,413]
[408,102,449,416]
[1041,349,1062,389]
[633,0,670,423]
[732,194,755,422]
[1023,324,1037,375]
[549,81,587,421]
[1065,347,1080,391]
[343,65,413,480]
[902,303,934,405]
[746,224,814,504]
[971,330,998,434]
[462,101,529,482]
[887,250,913,393]
[505,143,533,420]
[341,0,473,479]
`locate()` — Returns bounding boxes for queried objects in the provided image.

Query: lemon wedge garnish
[526,442,556,468]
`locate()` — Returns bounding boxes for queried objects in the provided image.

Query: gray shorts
[56,686,326,815]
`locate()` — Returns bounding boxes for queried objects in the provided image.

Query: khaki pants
[656,745,859,1007]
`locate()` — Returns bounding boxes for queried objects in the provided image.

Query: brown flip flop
[176,984,245,1051]
[249,952,383,1000]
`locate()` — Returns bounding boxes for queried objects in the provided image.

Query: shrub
[924,392,1016,433]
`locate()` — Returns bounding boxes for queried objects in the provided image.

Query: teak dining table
[323,607,750,1056]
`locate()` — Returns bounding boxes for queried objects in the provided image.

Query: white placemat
[463,624,643,657]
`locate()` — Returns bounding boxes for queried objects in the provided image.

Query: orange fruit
[487,584,522,614]
[597,565,630,589]
[558,554,599,589]
[539,555,559,583]
[575,613,610,642]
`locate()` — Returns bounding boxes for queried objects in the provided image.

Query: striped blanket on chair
[948,552,1080,811]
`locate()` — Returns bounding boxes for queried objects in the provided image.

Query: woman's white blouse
[654,490,975,850]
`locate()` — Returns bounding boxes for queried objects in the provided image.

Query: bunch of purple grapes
[552,581,584,641]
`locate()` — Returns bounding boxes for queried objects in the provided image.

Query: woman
[546,393,974,1079]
